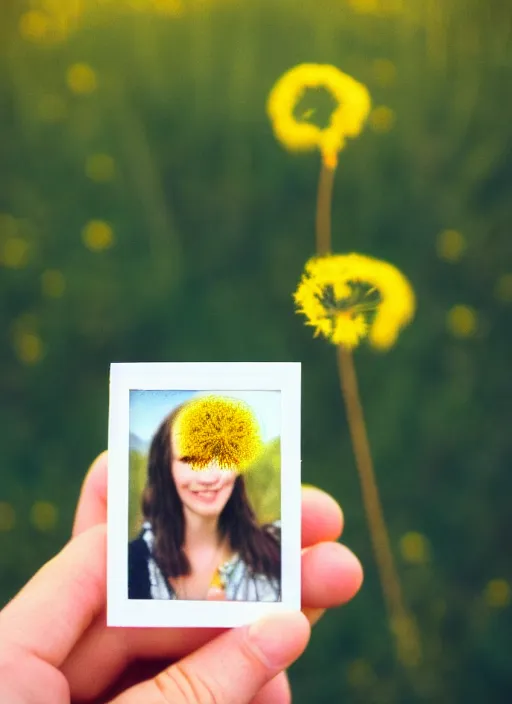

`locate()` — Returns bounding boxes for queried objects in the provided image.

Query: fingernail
[247,612,310,669]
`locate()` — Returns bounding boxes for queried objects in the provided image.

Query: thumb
[110,612,310,704]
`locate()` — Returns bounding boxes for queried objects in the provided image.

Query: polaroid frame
[107,362,301,628]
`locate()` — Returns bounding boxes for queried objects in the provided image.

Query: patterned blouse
[128,521,281,602]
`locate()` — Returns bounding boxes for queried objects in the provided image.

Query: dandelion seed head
[267,63,371,166]
[294,253,415,350]
[173,396,263,472]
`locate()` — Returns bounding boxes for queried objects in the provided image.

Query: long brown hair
[141,405,281,582]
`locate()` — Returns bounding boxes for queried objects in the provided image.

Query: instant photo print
[107,362,301,628]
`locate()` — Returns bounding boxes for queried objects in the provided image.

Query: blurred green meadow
[1,0,511,701]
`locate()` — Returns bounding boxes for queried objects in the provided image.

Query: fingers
[109,612,310,704]
[0,524,106,668]
[73,455,345,548]
[302,542,363,607]
[72,452,108,536]
[250,672,290,704]
[63,539,361,701]
[301,486,344,547]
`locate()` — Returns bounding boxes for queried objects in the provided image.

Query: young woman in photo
[128,397,281,601]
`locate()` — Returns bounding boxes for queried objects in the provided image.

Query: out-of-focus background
[1,0,511,701]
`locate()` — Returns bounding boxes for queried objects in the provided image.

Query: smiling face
[170,431,237,519]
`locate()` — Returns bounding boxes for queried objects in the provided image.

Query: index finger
[0,525,106,668]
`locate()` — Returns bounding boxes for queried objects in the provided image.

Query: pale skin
[0,452,363,703]
[170,443,238,600]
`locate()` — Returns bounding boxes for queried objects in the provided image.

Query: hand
[0,453,363,703]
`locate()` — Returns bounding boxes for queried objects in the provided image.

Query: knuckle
[154,661,222,704]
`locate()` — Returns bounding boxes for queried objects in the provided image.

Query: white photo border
[107,362,301,628]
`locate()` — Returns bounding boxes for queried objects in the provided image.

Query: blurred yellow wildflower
[30,501,58,532]
[67,63,97,95]
[0,503,16,532]
[484,579,511,608]
[85,153,116,182]
[399,531,431,564]
[41,269,66,298]
[437,229,466,262]
[346,658,376,688]
[370,105,396,133]
[82,220,115,251]
[446,305,477,338]
[174,396,263,471]
[13,332,44,365]
[294,254,415,350]
[37,95,68,123]
[348,0,404,15]
[494,273,512,303]
[20,1,83,44]
[1,237,30,269]
[267,64,371,168]
[19,10,50,41]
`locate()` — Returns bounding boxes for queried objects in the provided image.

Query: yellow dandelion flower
[82,220,114,251]
[484,579,511,608]
[294,253,415,350]
[85,153,116,182]
[267,63,371,168]
[446,305,477,338]
[19,11,50,41]
[370,105,396,133]
[13,331,44,365]
[173,396,263,472]
[437,229,466,262]
[66,63,97,95]
[399,531,431,565]
[1,237,30,269]
[30,501,58,532]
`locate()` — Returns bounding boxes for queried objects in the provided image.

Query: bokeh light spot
[346,658,375,688]
[14,332,44,365]
[437,229,466,262]
[370,105,395,133]
[484,579,511,608]
[85,153,116,182]
[67,63,97,95]
[30,501,58,532]
[399,531,431,564]
[0,503,16,532]
[1,237,30,269]
[41,269,66,298]
[494,273,512,303]
[82,220,115,251]
[19,11,50,41]
[446,305,477,338]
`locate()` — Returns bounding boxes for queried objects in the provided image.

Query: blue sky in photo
[129,389,281,447]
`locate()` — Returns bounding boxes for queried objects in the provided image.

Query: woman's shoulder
[128,528,152,599]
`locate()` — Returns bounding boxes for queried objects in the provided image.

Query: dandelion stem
[336,345,421,667]
[314,156,421,668]
[316,160,335,255]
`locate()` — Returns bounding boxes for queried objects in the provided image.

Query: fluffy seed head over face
[173,396,263,472]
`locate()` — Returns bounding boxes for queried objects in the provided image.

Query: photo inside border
[128,389,282,603]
